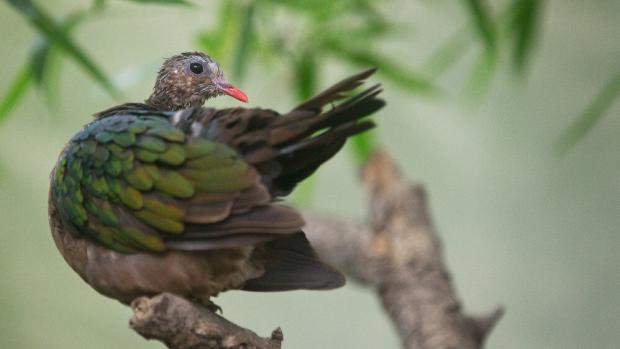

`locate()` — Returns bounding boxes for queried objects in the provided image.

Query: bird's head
[146,52,248,111]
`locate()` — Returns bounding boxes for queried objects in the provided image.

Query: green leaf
[293,53,317,100]
[196,1,236,66]
[0,157,6,181]
[421,26,474,78]
[231,2,255,81]
[463,49,497,103]
[30,11,87,108]
[38,46,64,108]
[124,0,191,5]
[2,3,113,120]
[29,37,52,86]
[0,65,33,124]
[422,2,518,79]
[197,32,221,57]
[464,0,497,55]
[326,42,436,94]
[290,174,317,207]
[349,130,377,165]
[61,9,89,32]
[554,71,620,154]
[7,0,119,98]
[92,0,106,12]
[511,0,544,73]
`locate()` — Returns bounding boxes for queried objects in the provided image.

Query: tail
[248,68,384,196]
[243,232,345,291]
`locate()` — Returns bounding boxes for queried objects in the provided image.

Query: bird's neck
[145,90,177,111]
[146,86,208,111]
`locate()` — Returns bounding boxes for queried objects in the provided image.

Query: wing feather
[52,69,382,253]
[51,113,301,253]
[180,69,384,196]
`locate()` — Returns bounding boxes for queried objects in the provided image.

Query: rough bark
[130,293,283,349]
[305,150,503,349]
[129,149,502,349]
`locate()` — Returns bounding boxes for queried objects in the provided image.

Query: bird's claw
[206,300,223,314]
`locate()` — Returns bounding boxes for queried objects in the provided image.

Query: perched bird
[49,52,384,306]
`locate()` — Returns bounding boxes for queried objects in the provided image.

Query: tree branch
[305,150,503,349]
[130,293,283,349]
[129,149,502,349]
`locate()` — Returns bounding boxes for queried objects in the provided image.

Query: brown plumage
[146,52,248,110]
[49,52,383,306]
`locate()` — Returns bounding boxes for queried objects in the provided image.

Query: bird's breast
[49,198,263,304]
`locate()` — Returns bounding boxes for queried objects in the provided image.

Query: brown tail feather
[267,121,375,195]
[191,69,384,196]
[292,68,378,112]
[243,232,345,291]
[270,84,383,147]
[261,70,384,195]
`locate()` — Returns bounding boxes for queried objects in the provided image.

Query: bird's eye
[189,62,204,74]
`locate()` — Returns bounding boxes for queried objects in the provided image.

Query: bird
[48,51,384,307]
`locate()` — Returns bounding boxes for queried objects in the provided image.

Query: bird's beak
[215,79,248,103]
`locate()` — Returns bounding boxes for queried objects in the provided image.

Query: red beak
[217,81,248,103]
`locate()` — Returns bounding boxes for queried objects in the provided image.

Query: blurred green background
[1,0,619,348]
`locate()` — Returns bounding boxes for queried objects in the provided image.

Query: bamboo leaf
[0,157,5,181]
[0,65,33,124]
[0,7,87,121]
[326,43,436,94]
[511,0,544,73]
[421,27,474,78]
[38,46,64,109]
[197,33,221,57]
[7,0,119,98]
[463,49,497,103]
[290,175,317,206]
[197,1,236,64]
[34,11,87,107]
[554,71,620,154]
[293,53,317,100]
[231,2,255,81]
[30,38,52,85]
[31,11,86,88]
[464,0,497,54]
[92,0,106,12]
[124,0,191,5]
[349,129,377,165]
[289,52,320,204]
[422,2,517,79]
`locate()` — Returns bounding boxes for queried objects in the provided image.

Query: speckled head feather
[145,52,248,111]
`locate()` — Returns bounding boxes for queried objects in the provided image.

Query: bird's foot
[205,300,223,314]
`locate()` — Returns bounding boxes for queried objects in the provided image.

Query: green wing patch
[51,114,257,253]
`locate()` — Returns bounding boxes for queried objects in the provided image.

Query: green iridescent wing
[51,113,301,253]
